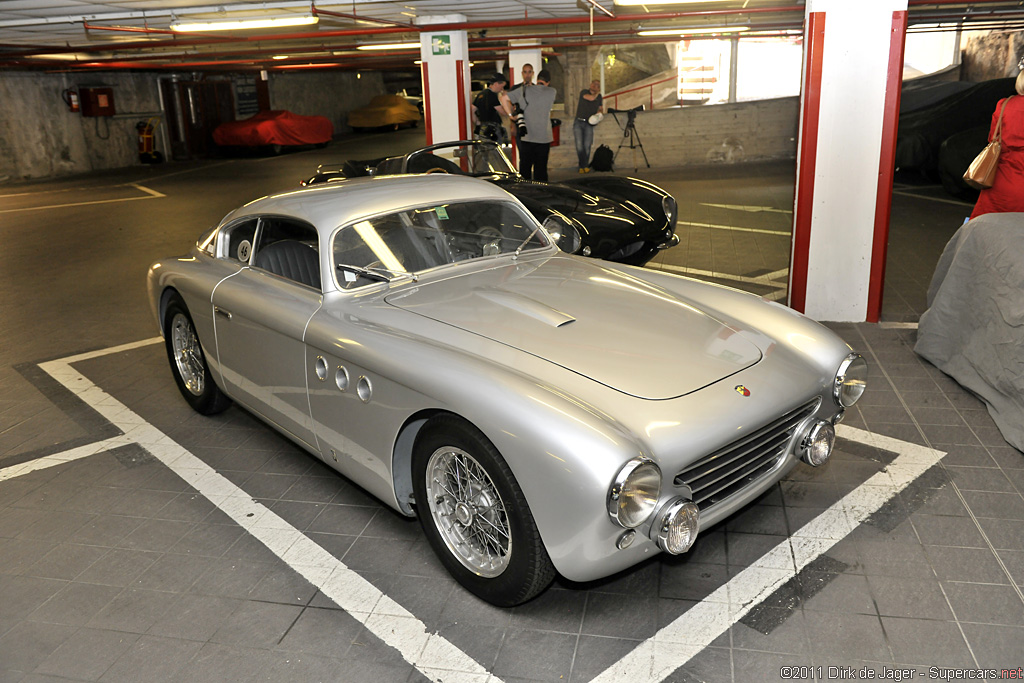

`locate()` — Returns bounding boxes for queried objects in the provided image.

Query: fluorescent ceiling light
[356,42,420,51]
[617,0,733,4]
[170,15,318,32]
[639,26,750,36]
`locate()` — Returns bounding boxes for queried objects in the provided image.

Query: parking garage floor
[1,129,1022,682]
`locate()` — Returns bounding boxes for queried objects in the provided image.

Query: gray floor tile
[209,601,304,649]
[274,606,362,657]
[33,627,138,680]
[581,593,658,639]
[942,582,1024,625]
[26,583,122,627]
[803,612,892,662]
[911,514,988,548]
[881,617,974,668]
[97,634,204,683]
[492,628,577,681]
[569,635,643,683]
[924,545,1012,584]
[0,621,77,674]
[0,576,67,621]
[86,588,180,634]
[959,622,1024,668]
[866,575,953,620]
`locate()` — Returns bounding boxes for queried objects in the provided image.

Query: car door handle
[214,306,232,320]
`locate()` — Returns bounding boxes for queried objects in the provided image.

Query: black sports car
[301,140,679,266]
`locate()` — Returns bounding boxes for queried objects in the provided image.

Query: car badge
[735,385,751,397]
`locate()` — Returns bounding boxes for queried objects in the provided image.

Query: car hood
[498,179,651,222]
[384,256,762,399]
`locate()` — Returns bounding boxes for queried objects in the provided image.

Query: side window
[218,218,258,264]
[251,217,321,290]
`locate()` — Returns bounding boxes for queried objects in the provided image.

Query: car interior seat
[253,240,320,289]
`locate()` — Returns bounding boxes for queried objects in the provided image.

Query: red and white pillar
[789,0,907,322]
[416,16,471,146]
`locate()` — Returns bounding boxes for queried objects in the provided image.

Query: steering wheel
[425,167,449,174]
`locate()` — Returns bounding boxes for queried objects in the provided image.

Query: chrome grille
[674,399,820,512]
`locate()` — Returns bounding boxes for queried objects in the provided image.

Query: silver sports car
[148,174,867,606]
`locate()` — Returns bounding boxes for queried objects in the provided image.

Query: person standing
[473,72,508,143]
[970,71,1024,219]
[508,63,534,92]
[505,69,556,181]
[574,79,604,173]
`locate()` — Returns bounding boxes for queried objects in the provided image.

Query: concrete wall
[962,30,1024,82]
[269,70,387,135]
[549,96,799,169]
[0,67,794,180]
[0,71,162,181]
[0,69,388,182]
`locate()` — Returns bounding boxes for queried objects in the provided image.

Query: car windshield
[405,143,517,176]
[333,200,548,289]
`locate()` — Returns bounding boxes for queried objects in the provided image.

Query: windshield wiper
[336,263,410,284]
[514,227,543,259]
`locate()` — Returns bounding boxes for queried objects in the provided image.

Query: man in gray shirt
[504,69,556,181]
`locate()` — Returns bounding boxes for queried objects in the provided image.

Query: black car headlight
[662,194,677,226]
[834,353,868,408]
[607,457,661,528]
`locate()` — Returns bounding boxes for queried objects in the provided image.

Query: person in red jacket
[970,70,1024,219]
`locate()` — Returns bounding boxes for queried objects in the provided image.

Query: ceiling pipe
[311,4,417,29]
[7,0,1021,70]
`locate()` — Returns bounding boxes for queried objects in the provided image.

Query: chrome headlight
[607,457,662,528]
[662,194,678,225]
[834,353,868,408]
[800,420,836,467]
[653,498,700,554]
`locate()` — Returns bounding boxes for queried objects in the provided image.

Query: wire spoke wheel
[426,446,511,577]
[170,312,205,396]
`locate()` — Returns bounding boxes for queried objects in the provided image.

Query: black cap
[488,72,507,84]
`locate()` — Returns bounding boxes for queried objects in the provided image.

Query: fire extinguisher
[136,118,164,164]
[62,88,80,113]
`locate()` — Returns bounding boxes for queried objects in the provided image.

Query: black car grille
[673,399,820,512]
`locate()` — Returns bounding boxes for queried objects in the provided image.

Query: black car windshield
[406,143,517,176]
[333,200,548,289]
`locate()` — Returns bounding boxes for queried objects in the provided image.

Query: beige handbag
[964,96,1012,190]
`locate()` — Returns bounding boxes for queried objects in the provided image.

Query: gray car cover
[915,212,1024,452]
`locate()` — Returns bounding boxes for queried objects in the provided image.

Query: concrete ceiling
[0,0,1020,71]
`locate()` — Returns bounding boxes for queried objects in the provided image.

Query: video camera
[607,105,645,114]
[606,104,638,127]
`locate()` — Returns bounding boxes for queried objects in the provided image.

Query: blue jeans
[574,119,594,168]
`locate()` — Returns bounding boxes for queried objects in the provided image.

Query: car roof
[223,174,516,230]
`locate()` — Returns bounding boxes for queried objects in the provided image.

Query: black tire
[412,415,555,606]
[163,293,231,415]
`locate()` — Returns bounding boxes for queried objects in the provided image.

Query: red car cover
[213,110,333,147]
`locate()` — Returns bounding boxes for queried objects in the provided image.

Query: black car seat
[254,240,320,289]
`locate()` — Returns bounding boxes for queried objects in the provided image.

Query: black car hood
[493,177,652,224]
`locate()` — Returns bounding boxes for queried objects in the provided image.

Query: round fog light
[654,499,700,555]
[802,421,836,466]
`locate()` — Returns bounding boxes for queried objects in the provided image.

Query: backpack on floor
[590,144,614,172]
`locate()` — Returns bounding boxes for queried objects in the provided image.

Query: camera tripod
[613,111,650,172]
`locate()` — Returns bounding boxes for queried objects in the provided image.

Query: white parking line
[1,340,945,683]
[676,220,790,236]
[32,338,499,683]
[0,184,165,214]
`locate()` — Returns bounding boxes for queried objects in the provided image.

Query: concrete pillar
[416,16,471,145]
[789,0,907,322]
